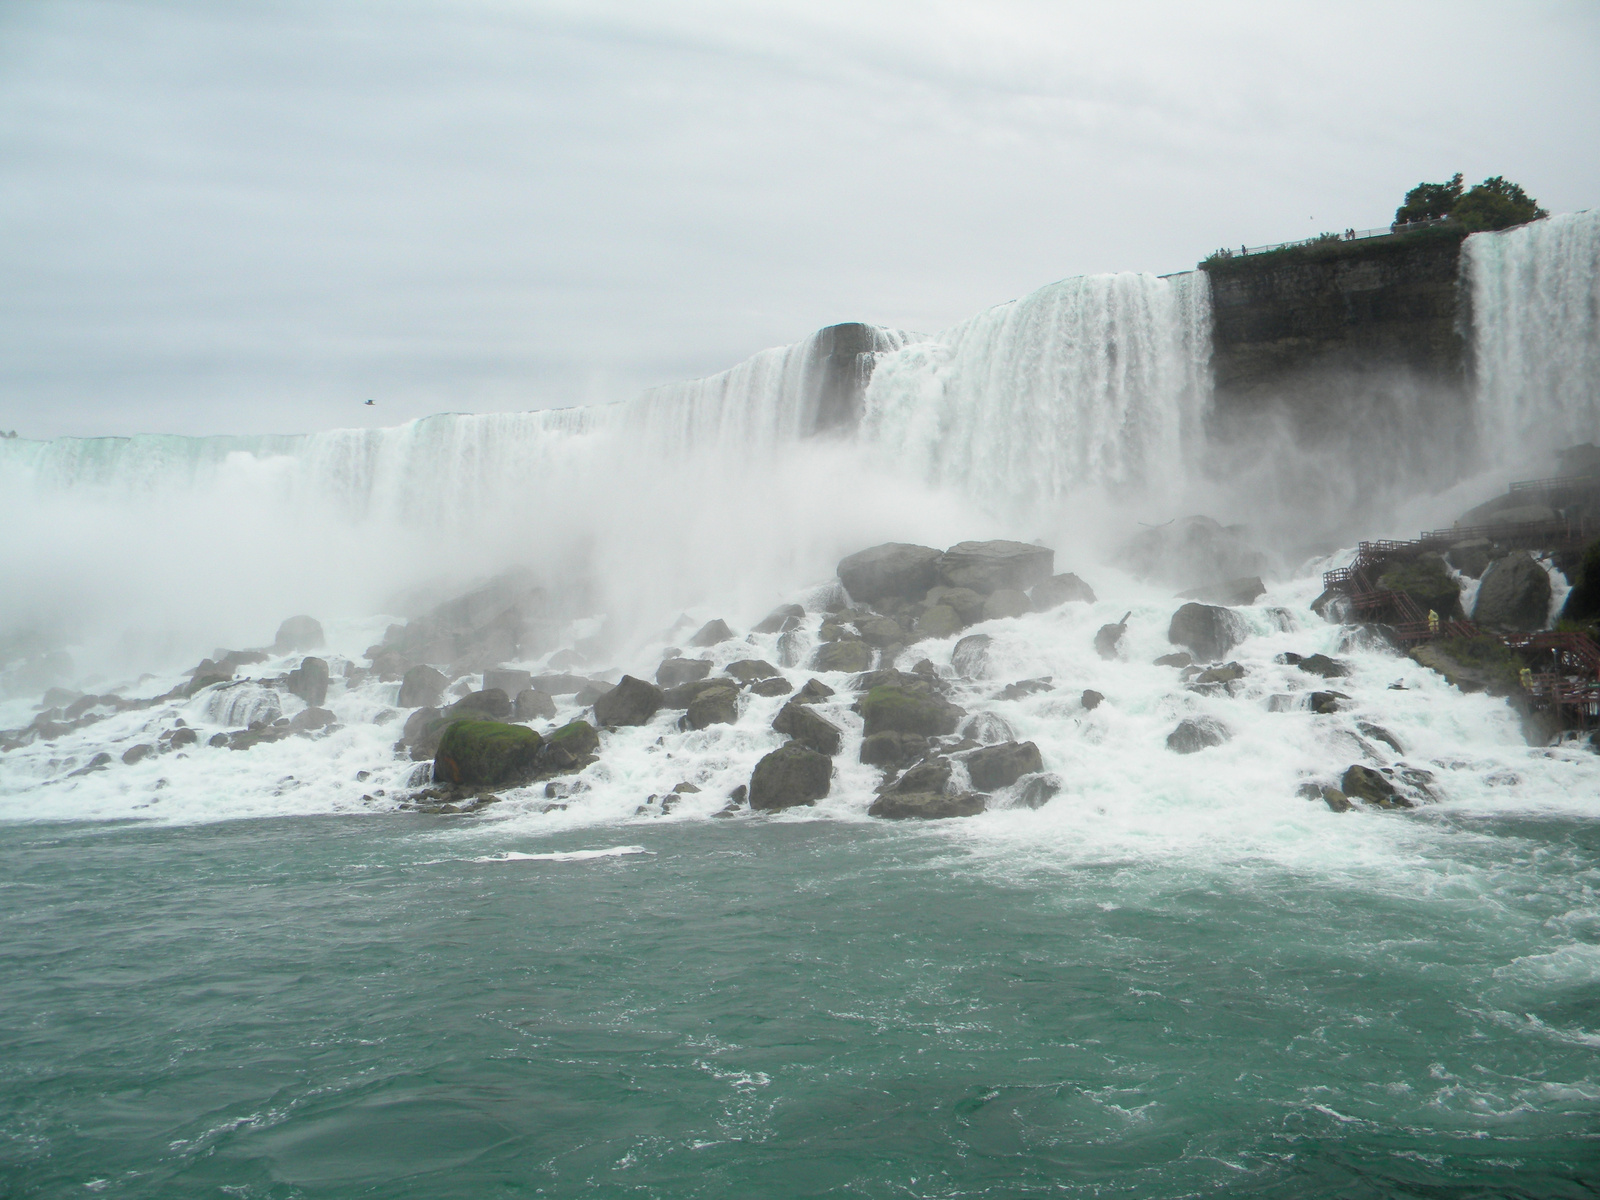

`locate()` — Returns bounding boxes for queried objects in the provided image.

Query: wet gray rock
[772,700,843,756]
[657,658,713,689]
[868,791,986,819]
[951,634,992,679]
[749,743,832,811]
[573,681,612,707]
[810,639,872,673]
[884,756,952,795]
[982,589,1031,621]
[398,664,447,708]
[684,684,739,730]
[936,540,1054,595]
[996,677,1053,701]
[925,586,986,625]
[1016,774,1061,809]
[1178,576,1266,606]
[662,677,737,708]
[449,688,514,721]
[747,676,793,697]
[1081,689,1104,710]
[290,707,336,733]
[1029,573,1096,610]
[837,543,942,604]
[1095,613,1130,660]
[1296,653,1350,679]
[725,659,780,684]
[1471,551,1551,631]
[753,604,805,634]
[688,619,735,648]
[1167,603,1247,662]
[1166,717,1230,754]
[1309,691,1348,714]
[859,730,928,768]
[274,615,325,653]
[514,688,557,721]
[121,743,154,765]
[1446,539,1494,579]
[961,740,1043,791]
[594,675,663,727]
[913,604,962,641]
[855,683,964,739]
[960,712,1016,744]
[1357,721,1404,754]
[533,673,590,696]
[1341,764,1412,809]
[858,616,907,648]
[483,668,534,697]
[792,678,836,705]
[287,657,329,707]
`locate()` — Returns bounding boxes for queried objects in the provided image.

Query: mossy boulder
[771,700,843,756]
[1409,635,1524,696]
[810,639,872,673]
[913,604,962,640]
[748,743,832,811]
[433,719,543,787]
[855,684,963,738]
[538,719,600,771]
[594,675,662,726]
[1377,553,1461,620]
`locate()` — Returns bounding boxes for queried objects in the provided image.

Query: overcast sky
[3,0,1598,439]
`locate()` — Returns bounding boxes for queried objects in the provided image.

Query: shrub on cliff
[1394,173,1545,232]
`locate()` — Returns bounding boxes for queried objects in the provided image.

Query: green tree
[1451,175,1548,232]
[1394,173,1463,226]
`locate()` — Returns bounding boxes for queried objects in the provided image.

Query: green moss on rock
[433,720,543,787]
[855,684,963,738]
[1378,553,1461,620]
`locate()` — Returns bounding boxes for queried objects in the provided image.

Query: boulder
[792,678,836,705]
[1095,614,1130,660]
[1296,653,1350,679]
[1118,516,1266,589]
[855,684,964,738]
[514,688,557,721]
[657,658,713,688]
[594,675,663,727]
[403,705,446,757]
[290,706,335,733]
[913,605,962,641]
[1167,603,1246,662]
[121,743,154,765]
[1081,689,1104,710]
[1309,590,1351,623]
[858,616,907,648]
[925,586,986,624]
[433,720,543,787]
[961,741,1043,791]
[287,657,329,707]
[935,540,1054,595]
[810,640,872,673]
[1357,721,1404,754]
[868,791,986,819]
[753,603,805,634]
[960,712,1016,744]
[688,619,734,648]
[996,677,1053,700]
[574,681,612,707]
[273,615,325,653]
[748,677,793,697]
[748,743,832,811]
[1029,573,1096,610]
[449,688,513,721]
[1471,551,1551,631]
[1192,662,1245,686]
[1340,764,1411,809]
[951,634,992,679]
[483,668,534,697]
[1309,692,1347,714]
[1178,576,1265,607]
[168,727,198,749]
[884,756,952,795]
[533,673,591,696]
[1446,539,1494,579]
[684,684,740,730]
[859,730,928,768]
[661,678,735,708]
[1166,717,1230,754]
[982,590,1031,621]
[1154,652,1192,668]
[1376,554,1462,621]
[398,664,447,708]
[725,659,780,684]
[1408,635,1524,696]
[837,543,942,604]
[1016,775,1061,809]
[772,700,844,756]
[537,720,600,771]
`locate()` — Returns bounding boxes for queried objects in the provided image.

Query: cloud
[0,0,1596,436]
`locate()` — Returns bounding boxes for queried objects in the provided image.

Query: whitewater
[3,212,1600,1197]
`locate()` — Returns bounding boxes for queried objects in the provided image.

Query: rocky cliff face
[1204,228,1469,424]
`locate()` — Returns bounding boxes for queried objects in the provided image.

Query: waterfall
[858,271,1212,512]
[1467,208,1600,464]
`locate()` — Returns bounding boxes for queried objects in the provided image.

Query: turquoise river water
[3,811,1598,1198]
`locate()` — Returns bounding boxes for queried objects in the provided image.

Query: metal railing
[1228,217,1455,259]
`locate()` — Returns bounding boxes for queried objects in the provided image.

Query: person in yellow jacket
[1428,609,1440,634]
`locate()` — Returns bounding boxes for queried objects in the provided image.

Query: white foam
[470,845,651,863]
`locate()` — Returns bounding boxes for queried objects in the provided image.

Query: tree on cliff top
[1451,176,1548,232]
[1394,173,1463,226]
[1393,173,1546,232]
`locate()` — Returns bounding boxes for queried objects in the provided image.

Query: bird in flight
[364,398,375,406]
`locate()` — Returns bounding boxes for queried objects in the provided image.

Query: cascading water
[858,270,1212,515]
[1467,208,1600,464]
